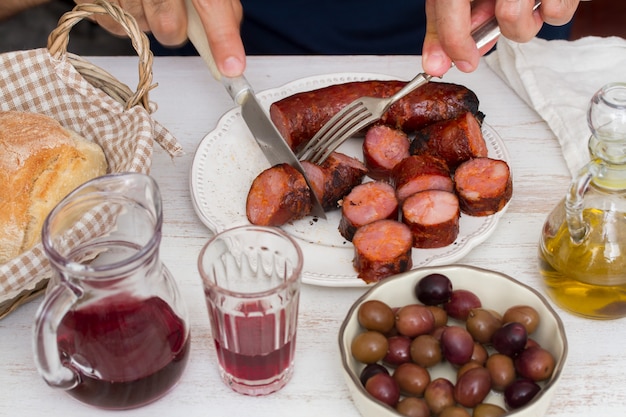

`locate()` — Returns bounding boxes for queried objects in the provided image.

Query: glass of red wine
[33,173,190,410]
[198,225,303,396]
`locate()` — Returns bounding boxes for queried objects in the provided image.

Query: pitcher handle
[33,283,80,390]
[565,159,604,244]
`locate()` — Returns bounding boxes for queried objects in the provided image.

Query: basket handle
[47,0,156,111]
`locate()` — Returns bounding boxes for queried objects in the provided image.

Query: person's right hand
[75,0,246,77]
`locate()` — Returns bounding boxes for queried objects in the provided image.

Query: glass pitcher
[539,82,626,320]
[33,173,190,409]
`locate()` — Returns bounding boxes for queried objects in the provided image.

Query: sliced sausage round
[246,163,312,226]
[409,111,488,168]
[402,189,460,248]
[454,157,512,216]
[363,124,410,180]
[391,154,453,203]
[301,151,367,211]
[339,181,399,241]
[352,219,413,284]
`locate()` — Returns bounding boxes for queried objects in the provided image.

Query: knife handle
[184,0,221,80]
[185,0,253,105]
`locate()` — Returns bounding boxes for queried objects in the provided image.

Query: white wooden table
[1,55,624,417]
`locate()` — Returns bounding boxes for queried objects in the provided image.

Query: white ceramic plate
[190,73,511,287]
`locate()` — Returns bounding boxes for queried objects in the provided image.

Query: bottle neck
[588,135,626,191]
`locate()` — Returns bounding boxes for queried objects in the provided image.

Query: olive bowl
[338,264,568,417]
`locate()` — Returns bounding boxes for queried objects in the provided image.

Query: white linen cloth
[485,36,626,176]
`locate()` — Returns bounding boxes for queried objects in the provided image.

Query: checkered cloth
[0,48,183,318]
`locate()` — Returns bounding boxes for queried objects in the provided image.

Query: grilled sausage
[454,157,512,216]
[401,190,460,248]
[352,219,413,284]
[362,124,411,181]
[339,181,399,241]
[246,163,312,226]
[391,154,454,202]
[301,151,367,211]
[409,112,488,168]
[270,81,480,152]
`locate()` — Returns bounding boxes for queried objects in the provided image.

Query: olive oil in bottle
[538,82,626,320]
[539,207,626,319]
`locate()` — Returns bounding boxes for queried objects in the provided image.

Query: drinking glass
[198,225,303,396]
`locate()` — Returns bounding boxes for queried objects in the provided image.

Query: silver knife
[185,0,326,219]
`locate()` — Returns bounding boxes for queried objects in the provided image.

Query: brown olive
[515,346,556,381]
[396,304,436,337]
[410,334,442,368]
[440,406,471,417]
[393,362,431,396]
[454,366,492,408]
[424,378,455,415]
[457,361,483,380]
[471,342,488,365]
[358,300,396,333]
[396,396,430,417]
[426,305,448,328]
[431,325,447,341]
[351,330,388,364]
[466,308,502,344]
[503,305,540,335]
[485,353,516,392]
[472,403,507,417]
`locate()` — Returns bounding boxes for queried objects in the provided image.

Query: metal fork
[297,1,541,164]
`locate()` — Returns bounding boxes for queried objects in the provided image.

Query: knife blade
[185,0,326,219]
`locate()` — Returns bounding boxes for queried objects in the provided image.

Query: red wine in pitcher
[57,296,190,409]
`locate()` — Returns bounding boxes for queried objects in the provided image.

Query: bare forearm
[0,0,50,20]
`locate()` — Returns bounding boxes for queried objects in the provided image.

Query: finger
[496,0,543,42]
[139,0,188,46]
[73,0,133,37]
[192,0,245,77]
[422,0,453,77]
[432,0,480,74]
[193,0,246,77]
[539,0,580,26]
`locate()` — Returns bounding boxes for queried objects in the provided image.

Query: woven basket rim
[46,0,156,111]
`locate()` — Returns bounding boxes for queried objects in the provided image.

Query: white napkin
[485,36,626,176]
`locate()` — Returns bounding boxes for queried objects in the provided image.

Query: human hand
[74,0,245,77]
[421,0,580,77]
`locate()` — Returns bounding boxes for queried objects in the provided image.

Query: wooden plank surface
[1,55,623,417]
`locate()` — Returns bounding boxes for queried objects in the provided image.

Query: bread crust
[0,111,107,264]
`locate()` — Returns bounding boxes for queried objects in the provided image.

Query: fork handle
[385,73,433,112]
[472,0,542,52]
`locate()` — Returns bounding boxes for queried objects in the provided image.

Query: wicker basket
[47,0,155,111]
[0,0,182,319]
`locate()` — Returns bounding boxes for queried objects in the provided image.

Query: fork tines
[297,100,374,164]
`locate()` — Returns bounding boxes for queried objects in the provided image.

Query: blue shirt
[150,1,572,56]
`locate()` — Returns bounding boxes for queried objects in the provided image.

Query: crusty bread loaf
[0,111,108,264]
